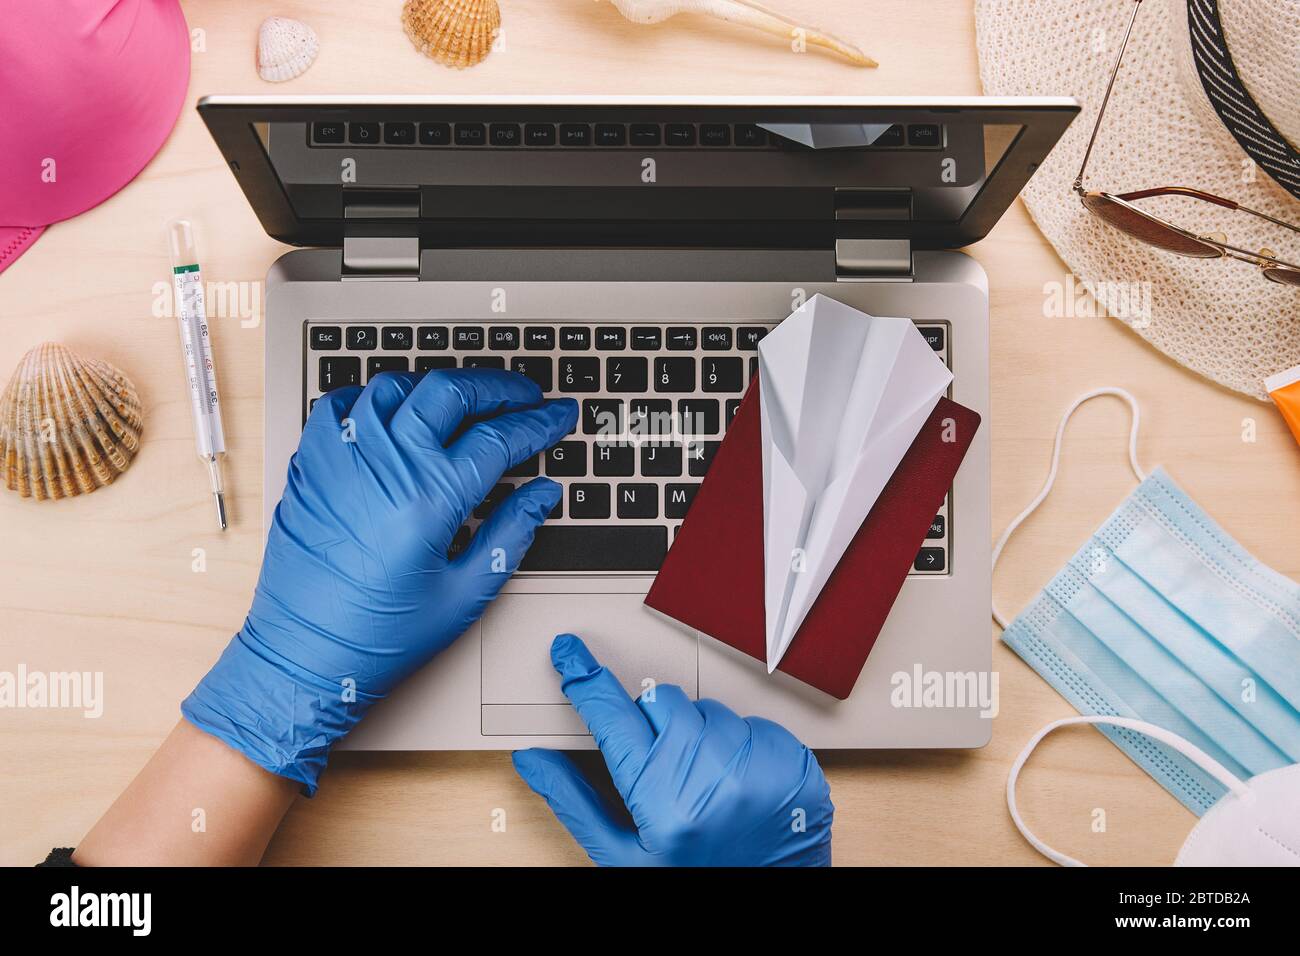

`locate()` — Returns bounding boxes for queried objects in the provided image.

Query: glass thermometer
[167,219,229,531]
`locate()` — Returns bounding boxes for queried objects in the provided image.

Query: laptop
[198,95,1077,750]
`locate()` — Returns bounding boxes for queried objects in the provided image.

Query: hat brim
[0,225,46,275]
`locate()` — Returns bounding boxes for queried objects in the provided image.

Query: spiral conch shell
[609,0,875,66]
[403,0,502,69]
[0,343,143,500]
[256,17,320,83]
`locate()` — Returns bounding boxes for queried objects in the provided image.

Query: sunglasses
[1073,0,1300,287]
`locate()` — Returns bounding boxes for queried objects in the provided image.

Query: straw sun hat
[976,0,1300,399]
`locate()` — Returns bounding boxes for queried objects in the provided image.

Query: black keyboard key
[616,483,658,519]
[569,483,611,519]
[640,443,682,477]
[631,327,661,350]
[448,525,472,558]
[367,356,409,378]
[545,441,587,477]
[320,356,360,391]
[749,357,759,381]
[489,326,520,350]
[686,440,721,476]
[510,357,553,392]
[629,399,673,437]
[654,357,696,392]
[915,547,946,572]
[583,398,624,436]
[524,123,556,146]
[629,124,661,146]
[737,327,768,350]
[416,356,457,373]
[701,357,744,392]
[919,326,945,351]
[678,399,720,435]
[593,442,635,476]
[665,124,696,146]
[453,326,484,350]
[869,124,904,147]
[734,124,767,147]
[384,122,416,145]
[595,124,626,147]
[907,124,942,147]
[473,482,514,519]
[665,327,696,350]
[518,526,667,572]
[559,123,591,147]
[313,122,345,144]
[462,355,505,369]
[310,326,342,350]
[346,326,378,350]
[664,483,700,519]
[605,356,648,393]
[455,123,486,146]
[382,326,414,350]
[595,327,626,350]
[559,327,590,350]
[418,326,449,350]
[348,122,380,145]
[524,327,555,350]
[419,122,451,146]
[726,399,742,426]
[700,124,731,147]
[927,515,946,539]
[490,123,521,147]
[701,327,732,350]
[559,357,599,392]
[506,454,540,478]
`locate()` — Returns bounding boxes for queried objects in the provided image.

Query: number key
[606,356,648,393]
[559,357,600,392]
[654,357,695,392]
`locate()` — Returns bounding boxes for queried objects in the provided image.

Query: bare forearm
[73,720,299,867]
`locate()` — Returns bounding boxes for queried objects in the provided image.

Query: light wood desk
[3,0,1298,867]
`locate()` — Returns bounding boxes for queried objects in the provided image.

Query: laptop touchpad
[481,594,698,712]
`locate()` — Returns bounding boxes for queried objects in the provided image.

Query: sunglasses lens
[1081,193,1223,257]
[1263,266,1300,288]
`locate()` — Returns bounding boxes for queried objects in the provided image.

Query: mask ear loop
[991,387,1147,629]
[1007,715,1252,867]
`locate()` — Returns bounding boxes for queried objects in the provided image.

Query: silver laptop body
[198,95,1078,750]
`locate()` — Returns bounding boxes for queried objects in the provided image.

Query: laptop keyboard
[306,321,952,575]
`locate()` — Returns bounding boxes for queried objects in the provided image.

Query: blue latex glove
[513,635,834,866]
[183,369,578,793]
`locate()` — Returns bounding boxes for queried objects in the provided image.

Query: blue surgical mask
[993,388,1300,816]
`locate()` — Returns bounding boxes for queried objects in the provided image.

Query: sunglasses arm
[1073,0,1145,194]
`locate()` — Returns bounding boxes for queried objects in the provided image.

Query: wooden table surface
[3,0,1298,867]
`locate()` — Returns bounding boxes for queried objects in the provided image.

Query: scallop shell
[257,16,320,82]
[402,0,501,69]
[0,343,143,501]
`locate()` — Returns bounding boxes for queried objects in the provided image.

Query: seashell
[0,343,143,501]
[609,0,876,67]
[402,0,501,69]
[257,16,320,82]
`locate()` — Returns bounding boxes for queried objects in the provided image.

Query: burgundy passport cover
[645,382,982,700]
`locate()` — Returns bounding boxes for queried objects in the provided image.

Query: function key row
[310,325,772,352]
[311,122,945,150]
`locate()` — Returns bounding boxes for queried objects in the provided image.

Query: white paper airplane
[758,294,953,673]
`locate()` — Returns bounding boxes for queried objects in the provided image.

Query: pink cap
[0,1,191,273]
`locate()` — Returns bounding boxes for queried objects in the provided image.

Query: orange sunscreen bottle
[1266,363,1300,449]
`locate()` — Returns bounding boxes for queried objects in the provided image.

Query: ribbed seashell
[608,0,875,66]
[257,16,320,82]
[402,0,501,69]
[0,343,143,501]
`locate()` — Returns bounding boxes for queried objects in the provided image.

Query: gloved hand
[183,369,578,793]
[513,635,834,866]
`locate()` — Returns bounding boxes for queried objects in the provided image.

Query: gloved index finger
[551,634,654,800]
[389,368,544,449]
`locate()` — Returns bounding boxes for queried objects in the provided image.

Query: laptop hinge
[834,238,913,279]
[341,189,421,280]
[341,236,420,280]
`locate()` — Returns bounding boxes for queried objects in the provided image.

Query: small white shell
[257,16,320,83]
[0,343,143,501]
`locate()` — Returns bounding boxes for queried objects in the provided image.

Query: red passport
[645,382,981,700]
